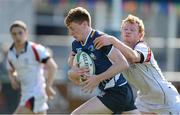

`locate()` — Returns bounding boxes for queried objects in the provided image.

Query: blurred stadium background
[0,0,180,114]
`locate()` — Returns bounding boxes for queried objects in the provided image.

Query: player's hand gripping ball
[73,51,95,84]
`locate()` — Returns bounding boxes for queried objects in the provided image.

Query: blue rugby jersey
[72,30,127,90]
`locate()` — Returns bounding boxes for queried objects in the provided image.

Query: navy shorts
[97,83,137,114]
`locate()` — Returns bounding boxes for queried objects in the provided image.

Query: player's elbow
[127,55,138,64]
[67,70,72,79]
[127,57,135,64]
[67,58,73,67]
[67,69,75,81]
[127,51,139,64]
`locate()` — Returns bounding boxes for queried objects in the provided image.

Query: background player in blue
[64,7,140,114]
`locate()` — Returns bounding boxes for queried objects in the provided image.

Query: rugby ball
[73,51,95,82]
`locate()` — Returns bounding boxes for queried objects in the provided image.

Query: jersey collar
[133,40,144,49]
[10,41,28,55]
[81,28,93,46]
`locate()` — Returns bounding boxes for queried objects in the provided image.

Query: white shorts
[19,95,48,113]
[135,97,180,114]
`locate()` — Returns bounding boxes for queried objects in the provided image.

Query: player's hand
[81,74,100,94]
[94,34,112,49]
[68,63,90,85]
[46,86,56,100]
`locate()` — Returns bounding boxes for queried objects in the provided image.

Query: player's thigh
[13,105,33,114]
[71,96,112,114]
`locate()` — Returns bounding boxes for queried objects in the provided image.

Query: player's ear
[25,29,28,37]
[139,32,143,39]
[82,21,88,27]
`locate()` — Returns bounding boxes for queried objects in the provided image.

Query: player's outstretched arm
[94,35,141,64]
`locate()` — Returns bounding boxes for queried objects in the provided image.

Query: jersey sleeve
[72,41,77,54]
[35,44,51,63]
[100,44,113,56]
[134,42,152,63]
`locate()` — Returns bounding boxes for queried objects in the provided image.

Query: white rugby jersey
[7,41,50,99]
[123,42,180,112]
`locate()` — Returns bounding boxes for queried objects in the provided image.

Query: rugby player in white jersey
[94,14,180,114]
[7,20,58,114]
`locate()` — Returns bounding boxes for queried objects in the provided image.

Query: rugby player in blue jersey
[64,7,140,114]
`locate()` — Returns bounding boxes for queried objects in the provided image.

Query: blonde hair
[121,14,145,38]
[10,20,27,32]
[64,7,91,27]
